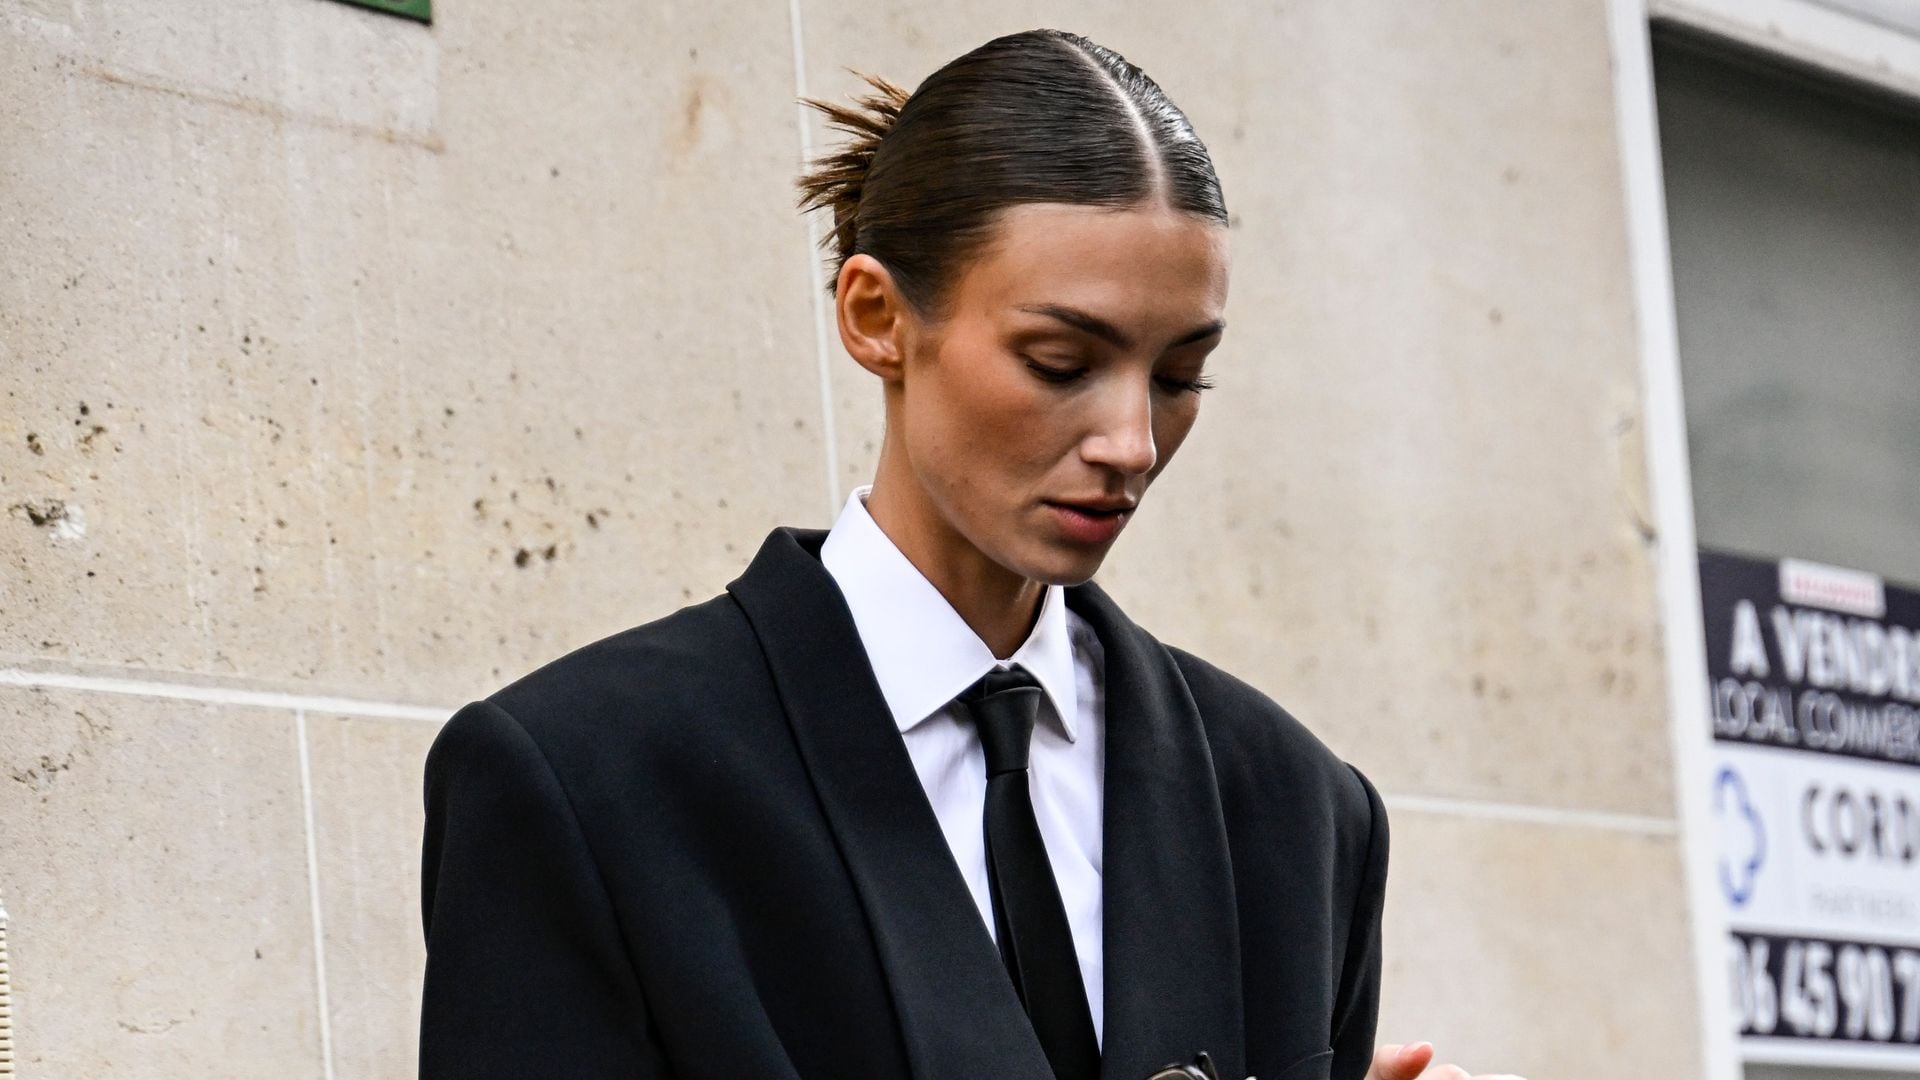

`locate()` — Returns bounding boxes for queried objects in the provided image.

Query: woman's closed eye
[1023,356,1088,384]
[1156,372,1215,395]
[1023,356,1214,395]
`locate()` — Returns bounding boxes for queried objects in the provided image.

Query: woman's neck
[862,468,1046,660]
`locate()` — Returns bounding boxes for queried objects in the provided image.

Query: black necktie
[956,664,1100,1080]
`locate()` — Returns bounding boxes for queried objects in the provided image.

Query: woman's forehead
[958,203,1231,328]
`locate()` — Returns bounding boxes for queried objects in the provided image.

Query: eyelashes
[1160,373,1216,394]
[1022,357,1214,395]
[1023,358,1085,384]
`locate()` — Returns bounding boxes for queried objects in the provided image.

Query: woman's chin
[1010,540,1113,589]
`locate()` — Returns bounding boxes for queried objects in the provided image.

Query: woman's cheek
[1149,407,1201,477]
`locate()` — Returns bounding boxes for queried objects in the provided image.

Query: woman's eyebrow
[1016,303,1225,351]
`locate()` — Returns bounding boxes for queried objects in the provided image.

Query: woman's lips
[1046,500,1134,545]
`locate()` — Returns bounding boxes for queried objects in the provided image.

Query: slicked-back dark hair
[795,29,1227,322]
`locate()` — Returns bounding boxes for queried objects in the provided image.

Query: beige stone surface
[2,0,830,705]
[2,1,1713,1076]
[804,1,1669,816]
[2,0,439,140]
[1377,809,1702,1080]
[305,712,438,1080]
[0,686,321,1078]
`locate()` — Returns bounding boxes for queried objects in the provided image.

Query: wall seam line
[7,661,1675,833]
[786,0,842,521]
[0,668,452,722]
[295,710,338,1080]
[1381,793,1677,835]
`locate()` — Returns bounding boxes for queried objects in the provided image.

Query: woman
[419,28,1508,1080]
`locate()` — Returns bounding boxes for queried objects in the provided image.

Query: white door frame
[1605,2,1920,1077]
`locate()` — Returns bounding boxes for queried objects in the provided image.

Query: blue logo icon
[1714,766,1766,907]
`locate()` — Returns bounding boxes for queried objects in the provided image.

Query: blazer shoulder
[475,589,766,748]
[1167,644,1376,827]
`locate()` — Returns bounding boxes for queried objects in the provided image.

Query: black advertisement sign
[1699,549,1920,1069]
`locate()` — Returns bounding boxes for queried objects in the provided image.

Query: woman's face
[883,201,1231,587]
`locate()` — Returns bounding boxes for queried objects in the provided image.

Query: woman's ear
[835,254,909,383]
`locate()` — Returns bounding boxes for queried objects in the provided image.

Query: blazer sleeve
[1329,764,1389,1080]
[419,698,671,1078]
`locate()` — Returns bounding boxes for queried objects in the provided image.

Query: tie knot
[958,664,1044,776]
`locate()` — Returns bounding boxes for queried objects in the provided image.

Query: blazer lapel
[1066,581,1246,1080]
[727,527,1056,1080]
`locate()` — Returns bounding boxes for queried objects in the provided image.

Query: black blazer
[420,526,1388,1080]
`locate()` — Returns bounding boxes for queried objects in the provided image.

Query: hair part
[795,29,1227,323]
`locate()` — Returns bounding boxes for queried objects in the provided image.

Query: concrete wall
[0,1,1703,1076]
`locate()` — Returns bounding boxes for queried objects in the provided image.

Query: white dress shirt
[820,484,1107,1046]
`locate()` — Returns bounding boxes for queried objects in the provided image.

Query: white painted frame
[1607,0,1920,1077]
[1605,4,1739,1077]
[1747,1037,1920,1072]
[1653,0,1920,98]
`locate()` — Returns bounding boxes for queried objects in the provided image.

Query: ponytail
[795,70,913,294]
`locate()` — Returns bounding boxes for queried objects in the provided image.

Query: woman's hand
[1364,1041,1529,1080]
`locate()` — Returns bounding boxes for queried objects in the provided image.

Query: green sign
[330,0,431,23]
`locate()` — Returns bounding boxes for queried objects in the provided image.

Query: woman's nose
[1080,377,1157,476]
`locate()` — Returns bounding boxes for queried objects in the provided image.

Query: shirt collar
[820,484,1080,741]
